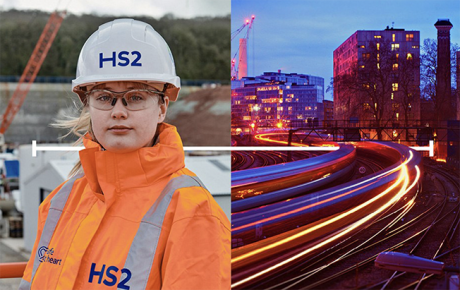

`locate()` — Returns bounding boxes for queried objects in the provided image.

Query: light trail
[278,166,421,290]
[255,134,434,156]
[231,154,420,288]
[233,151,413,232]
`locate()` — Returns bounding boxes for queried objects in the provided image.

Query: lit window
[359,45,365,48]
[377,53,380,61]
[406,34,414,41]
[362,53,371,60]
[288,107,292,111]
[377,63,380,69]
[396,53,399,60]
[392,34,395,42]
[396,113,399,119]
[393,63,398,70]
[412,45,419,49]
[376,43,380,50]
[374,35,381,39]
[391,93,394,100]
[363,103,370,110]
[407,53,413,60]
[360,65,365,69]
[392,83,398,91]
[391,43,400,51]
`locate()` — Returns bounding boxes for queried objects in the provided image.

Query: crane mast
[231,15,255,80]
[0,11,66,138]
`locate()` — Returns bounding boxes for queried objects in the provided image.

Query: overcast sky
[1,0,230,18]
[232,0,460,100]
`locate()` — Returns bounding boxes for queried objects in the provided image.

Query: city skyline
[231,0,460,100]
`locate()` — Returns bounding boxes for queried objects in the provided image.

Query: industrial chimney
[434,19,453,119]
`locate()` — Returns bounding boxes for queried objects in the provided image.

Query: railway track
[249,160,459,290]
[231,150,316,171]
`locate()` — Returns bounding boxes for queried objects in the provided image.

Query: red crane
[231,15,255,80]
[0,11,66,136]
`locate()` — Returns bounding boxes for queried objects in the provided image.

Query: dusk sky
[231,0,460,100]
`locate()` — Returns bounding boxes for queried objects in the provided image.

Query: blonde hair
[52,106,93,177]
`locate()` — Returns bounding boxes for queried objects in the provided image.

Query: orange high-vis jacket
[20,123,231,289]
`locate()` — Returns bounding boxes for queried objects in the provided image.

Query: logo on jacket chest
[38,246,62,266]
[88,263,132,289]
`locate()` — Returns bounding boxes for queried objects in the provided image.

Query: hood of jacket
[79,123,185,199]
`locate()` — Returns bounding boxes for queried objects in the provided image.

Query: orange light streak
[233,152,413,232]
[232,182,378,232]
[232,168,406,264]
[284,166,420,289]
[231,156,418,288]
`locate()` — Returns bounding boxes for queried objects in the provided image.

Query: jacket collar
[79,123,185,200]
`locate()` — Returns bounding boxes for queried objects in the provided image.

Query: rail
[231,141,423,289]
[0,262,27,279]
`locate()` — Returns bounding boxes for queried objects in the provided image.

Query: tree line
[0,10,230,81]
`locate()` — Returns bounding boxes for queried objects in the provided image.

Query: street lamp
[376,252,451,275]
[375,252,459,290]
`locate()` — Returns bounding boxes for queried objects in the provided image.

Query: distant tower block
[238,38,248,79]
[435,19,453,119]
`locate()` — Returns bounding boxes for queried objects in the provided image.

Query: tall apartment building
[232,71,324,131]
[333,27,421,140]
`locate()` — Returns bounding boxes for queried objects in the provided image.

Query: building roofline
[435,19,453,27]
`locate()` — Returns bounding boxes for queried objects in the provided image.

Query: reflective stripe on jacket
[20,123,231,289]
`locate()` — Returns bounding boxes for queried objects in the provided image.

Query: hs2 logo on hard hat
[99,51,142,68]
[88,263,132,289]
[38,246,62,265]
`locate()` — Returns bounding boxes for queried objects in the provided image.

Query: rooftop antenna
[392,21,394,28]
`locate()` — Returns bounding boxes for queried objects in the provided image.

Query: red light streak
[232,182,378,232]
[231,154,419,288]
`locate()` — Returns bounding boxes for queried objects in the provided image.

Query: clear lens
[88,89,161,111]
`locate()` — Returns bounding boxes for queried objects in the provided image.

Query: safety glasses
[86,89,165,111]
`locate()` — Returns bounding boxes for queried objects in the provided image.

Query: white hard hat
[72,19,181,102]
